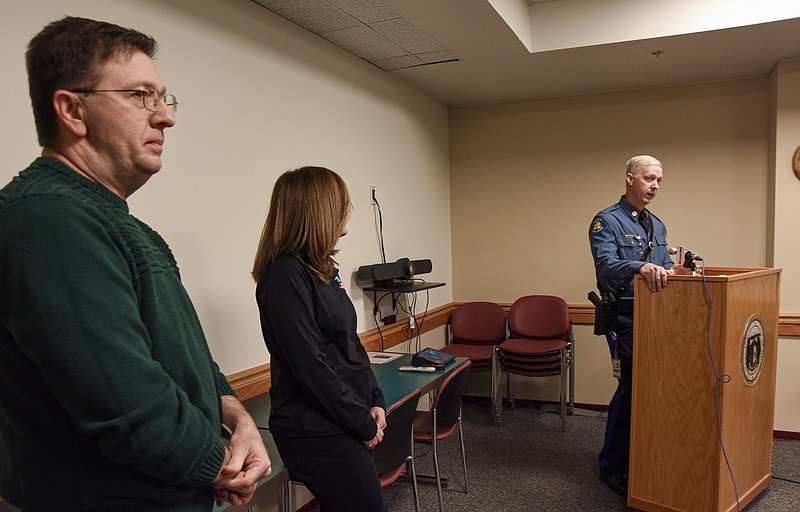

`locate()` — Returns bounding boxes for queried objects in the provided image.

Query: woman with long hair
[253,166,387,511]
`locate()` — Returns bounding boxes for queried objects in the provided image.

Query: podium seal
[741,317,764,385]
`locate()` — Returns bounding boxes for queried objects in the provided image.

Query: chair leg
[568,348,575,415]
[279,480,294,512]
[491,348,501,424]
[432,408,444,512]
[507,372,516,410]
[457,410,469,494]
[408,446,420,512]
[284,481,294,512]
[560,348,566,432]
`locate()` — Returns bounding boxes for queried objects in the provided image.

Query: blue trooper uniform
[588,195,674,481]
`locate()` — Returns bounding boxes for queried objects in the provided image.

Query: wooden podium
[628,267,780,512]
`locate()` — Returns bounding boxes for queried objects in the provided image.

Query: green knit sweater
[0,158,232,511]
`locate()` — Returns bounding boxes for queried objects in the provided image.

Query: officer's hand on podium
[639,263,669,292]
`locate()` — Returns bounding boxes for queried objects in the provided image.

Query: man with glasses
[0,16,270,511]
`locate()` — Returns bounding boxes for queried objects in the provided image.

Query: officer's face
[625,164,663,209]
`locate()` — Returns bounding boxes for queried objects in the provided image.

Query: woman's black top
[256,254,385,441]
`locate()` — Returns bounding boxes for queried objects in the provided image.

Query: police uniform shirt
[589,195,674,297]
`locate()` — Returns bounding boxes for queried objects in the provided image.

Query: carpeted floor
[382,398,800,511]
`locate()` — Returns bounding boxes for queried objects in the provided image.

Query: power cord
[701,264,741,511]
[372,307,386,351]
[371,189,386,264]
[395,280,431,352]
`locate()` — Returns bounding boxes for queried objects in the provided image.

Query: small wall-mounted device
[357,258,432,284]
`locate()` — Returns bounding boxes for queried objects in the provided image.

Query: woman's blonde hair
[252,166,351,283]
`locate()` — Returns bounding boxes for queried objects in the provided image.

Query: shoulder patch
[591,217,603,233]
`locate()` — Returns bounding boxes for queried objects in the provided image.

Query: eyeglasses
[70,88,178,114]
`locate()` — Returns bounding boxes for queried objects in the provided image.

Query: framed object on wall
[793,145,800,180]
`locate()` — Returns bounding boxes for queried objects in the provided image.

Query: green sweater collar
[33,156,130,213]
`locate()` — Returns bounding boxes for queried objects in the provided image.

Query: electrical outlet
[369,185,376,205]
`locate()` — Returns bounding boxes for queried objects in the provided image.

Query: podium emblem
[741,317,765,385]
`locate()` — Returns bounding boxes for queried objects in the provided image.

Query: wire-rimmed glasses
[70,88,178,114]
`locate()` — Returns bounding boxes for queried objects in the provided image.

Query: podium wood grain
[628,267,780,512]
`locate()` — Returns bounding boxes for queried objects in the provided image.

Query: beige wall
[771,59,800,432]
[0,0,453,376]
[772,59,800,309]
[449,77,800,431]
[450,79,770,303]
[2,0,797,432]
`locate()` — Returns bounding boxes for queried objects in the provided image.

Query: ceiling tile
[370,18,446,54]
[322,25,409,61]
[253,0,359,34]
[372,55,425,71]
[328,0,402,24]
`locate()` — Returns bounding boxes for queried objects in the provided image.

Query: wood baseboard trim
[779,313,800,337]
[358,302,456,352]
[226,302,800,400]
[227,303,457,399]
[228,363,271,402]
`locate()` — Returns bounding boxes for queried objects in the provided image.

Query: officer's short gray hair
[626,155,662,175]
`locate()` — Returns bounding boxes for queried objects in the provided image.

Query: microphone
[670,247,703,272]
[670,247,702,262]
[683,251,702,271]
[685,251,703,262]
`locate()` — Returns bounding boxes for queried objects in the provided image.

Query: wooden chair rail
[3,301,794,505]
[228,301,800,398]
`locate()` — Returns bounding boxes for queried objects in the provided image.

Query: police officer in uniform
[588,155,691,497]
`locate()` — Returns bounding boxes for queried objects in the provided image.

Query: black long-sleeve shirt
[256,255,384,441]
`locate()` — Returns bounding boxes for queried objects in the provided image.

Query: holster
[588,291,633,336]
[588,291,612,336]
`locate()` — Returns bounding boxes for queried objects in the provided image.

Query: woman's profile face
[339,203,351,237]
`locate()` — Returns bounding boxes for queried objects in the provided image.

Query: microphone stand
[683,251,702,276]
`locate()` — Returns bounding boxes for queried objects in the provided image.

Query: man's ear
[52,90,88,138]
[625,172,634,186]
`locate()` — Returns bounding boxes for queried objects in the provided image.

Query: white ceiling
[251,0,800,106]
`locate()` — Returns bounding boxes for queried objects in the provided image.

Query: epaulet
[597,204,619,216]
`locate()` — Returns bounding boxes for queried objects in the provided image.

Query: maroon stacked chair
[440,302,506,423]
[498,295,574,432]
